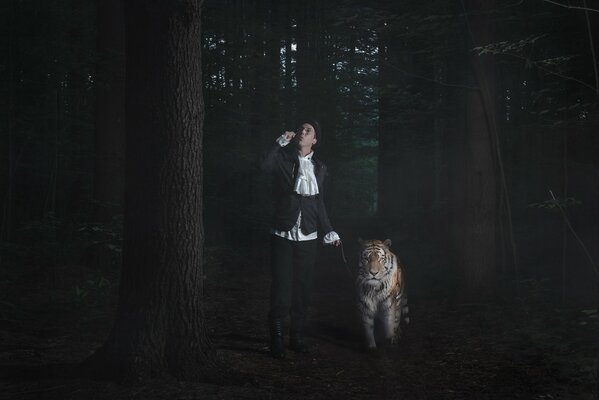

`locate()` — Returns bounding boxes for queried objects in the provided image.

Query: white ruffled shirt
[271,134,341,244]
[294,153,320,196]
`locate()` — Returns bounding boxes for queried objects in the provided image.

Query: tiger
[356,238,409,349]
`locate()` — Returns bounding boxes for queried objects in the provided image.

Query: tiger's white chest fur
[356,239,409,349]
[357,267,398,308]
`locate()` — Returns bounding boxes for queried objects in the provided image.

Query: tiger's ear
[383,239,392,248]
[358,237,365,247]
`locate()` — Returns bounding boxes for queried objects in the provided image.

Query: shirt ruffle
[294,156,319,196]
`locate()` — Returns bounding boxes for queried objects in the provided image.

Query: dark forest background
[1,0,598,398]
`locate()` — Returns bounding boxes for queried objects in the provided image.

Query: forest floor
[1,234,598,399]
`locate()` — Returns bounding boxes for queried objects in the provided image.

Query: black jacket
[259,142,334,236]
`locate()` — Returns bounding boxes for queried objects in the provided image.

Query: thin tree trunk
[86,0,225,381]
[561,130,568,306]
[249,0,267,154]
[296,0,325,119]
[93,0,125,224]
[283,1,294,126]
[582,0,599,97]
[452,0,497,298]
[1,0,17,243]
[295,0,311,118]
[377,22,392,217]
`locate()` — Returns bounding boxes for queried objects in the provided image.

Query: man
[259,119,341,359]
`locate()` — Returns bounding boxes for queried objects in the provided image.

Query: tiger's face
[357,239,394,284]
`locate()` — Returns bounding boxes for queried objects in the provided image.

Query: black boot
[270,319,286,359]
[289,319,310,353]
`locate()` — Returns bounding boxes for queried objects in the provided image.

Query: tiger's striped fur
[356,239,409,349]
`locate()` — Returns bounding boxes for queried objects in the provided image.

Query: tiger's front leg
[359,302,377,349]
[381,302,398,344]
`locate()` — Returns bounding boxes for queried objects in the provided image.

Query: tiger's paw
[380,336,401,350]
[362,342,377,352]
[364,339,377,350]
[364,345,386,359]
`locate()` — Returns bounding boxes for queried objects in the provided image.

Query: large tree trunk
[450,0,497,299]
[93,0,125,224]
[86,0,223,381]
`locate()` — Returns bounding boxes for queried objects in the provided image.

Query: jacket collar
[285,147,323,178]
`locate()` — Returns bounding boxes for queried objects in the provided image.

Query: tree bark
[450,0,497,299]
[86,0,224,381]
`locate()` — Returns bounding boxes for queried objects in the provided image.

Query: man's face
[296,123,317,149]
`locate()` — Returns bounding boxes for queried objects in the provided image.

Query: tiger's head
[357,238,395,285]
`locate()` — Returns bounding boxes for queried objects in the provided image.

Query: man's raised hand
[283,131,296,141]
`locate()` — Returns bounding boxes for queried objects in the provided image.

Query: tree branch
[549,190,598,277]
[542,0,599,13]
[382,60,478,90]
[583,0,599,97]
[493,51,598,94]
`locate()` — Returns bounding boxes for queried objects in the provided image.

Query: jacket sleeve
[259,141,285,173]
[317,166,334,234]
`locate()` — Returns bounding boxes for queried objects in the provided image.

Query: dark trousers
[268,234,318,329]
